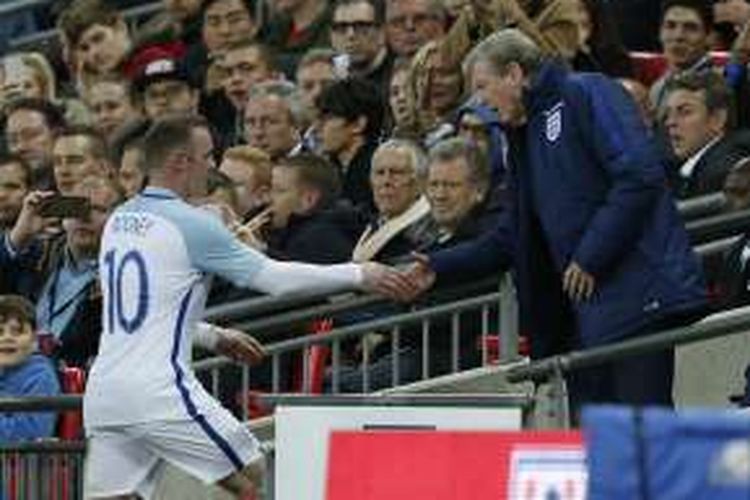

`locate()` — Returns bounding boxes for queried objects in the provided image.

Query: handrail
[194,291,501,371]
[0,395,81,411]
[0,0,49,18]
[0,440,85,452]
[506,304,750,383]
[694,235,741,258]
[677,192,726,220]
[0,289,504,413]
[686,208,750,244]
[258,393,530,408]
[204,289,365,324]
[208,275,501,333]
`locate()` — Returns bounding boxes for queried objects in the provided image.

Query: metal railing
[0,0,50,18]
[0,395,81,411]
[214,275,506,336]
[694,235,741,258]
[195,278,516,421]
[686,207,750,244]
[506,305,750,427]
[677,192,726,221]
[0,276,512,422]
[0,395,85,500]
[1,441,85,500]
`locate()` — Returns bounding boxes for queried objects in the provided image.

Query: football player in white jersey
[85,115,415,499]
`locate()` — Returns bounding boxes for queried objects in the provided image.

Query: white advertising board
[275,404,522,500]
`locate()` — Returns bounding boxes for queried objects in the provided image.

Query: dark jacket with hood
[455,99,508,187]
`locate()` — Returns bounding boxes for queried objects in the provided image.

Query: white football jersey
[84,187,269,427]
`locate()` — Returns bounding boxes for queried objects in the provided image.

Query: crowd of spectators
[4,0,750,431]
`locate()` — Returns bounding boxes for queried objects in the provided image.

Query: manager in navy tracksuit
[410,30,708,408]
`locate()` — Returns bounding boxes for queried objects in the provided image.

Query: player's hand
[562,261,596,302]
[360,262,421,301]
[240,454,266,497]
[215,327,266,365]
[397,253,437,302]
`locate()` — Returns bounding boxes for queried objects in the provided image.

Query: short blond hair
[222,146,272,187]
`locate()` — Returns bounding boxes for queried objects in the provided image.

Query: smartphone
[37,195,91,218]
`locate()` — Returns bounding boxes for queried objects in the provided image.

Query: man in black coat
[255,154,360,264]
[664,71,750,199]
[317,78,385,216]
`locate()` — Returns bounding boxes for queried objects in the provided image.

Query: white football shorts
[85,404,261,498]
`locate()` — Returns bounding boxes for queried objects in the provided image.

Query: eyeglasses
[331,20,377,35]
[427,179,469,191]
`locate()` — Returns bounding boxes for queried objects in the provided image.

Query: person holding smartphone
[6,176,123,367]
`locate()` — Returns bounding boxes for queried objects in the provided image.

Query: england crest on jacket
[545,102,564,143]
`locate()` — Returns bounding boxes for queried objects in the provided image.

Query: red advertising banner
[326,430,585,500]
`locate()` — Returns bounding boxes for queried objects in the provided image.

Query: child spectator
[0,295,60,442]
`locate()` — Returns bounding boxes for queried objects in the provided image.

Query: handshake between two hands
[359,256,596,303]
[360,253,437,302]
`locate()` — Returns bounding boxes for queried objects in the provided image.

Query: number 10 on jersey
[103,249,150,334]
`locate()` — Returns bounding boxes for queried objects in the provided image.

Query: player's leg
[143,410,264,496]
[85,427,159,499]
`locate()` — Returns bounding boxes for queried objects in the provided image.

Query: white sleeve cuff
[193,322,220,351]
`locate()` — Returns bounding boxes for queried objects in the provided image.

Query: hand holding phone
[37,195,90,219]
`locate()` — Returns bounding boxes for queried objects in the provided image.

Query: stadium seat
[306,318,333,394]
[629,51,730,86]
[57,367,85,440]
[479,334,530,364]
[238,318,333,419]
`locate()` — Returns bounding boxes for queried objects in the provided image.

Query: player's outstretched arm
[188,210,421,299]
[250,258,422,300]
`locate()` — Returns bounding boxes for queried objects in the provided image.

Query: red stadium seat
[239,318,333,419]
[479,334,530,364]
[306,318,333,394]
[57,367,85,440]
[630,52,668,86]
[629,51,730,86]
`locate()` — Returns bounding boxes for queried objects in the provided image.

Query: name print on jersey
[112,213,155,237]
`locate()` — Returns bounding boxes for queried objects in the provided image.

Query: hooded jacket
[456,99,509,187]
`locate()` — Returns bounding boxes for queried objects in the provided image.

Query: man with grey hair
[426,137,495,248]
[402,29,708,411]
[352,139,436,263]
[243,81,305,161]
